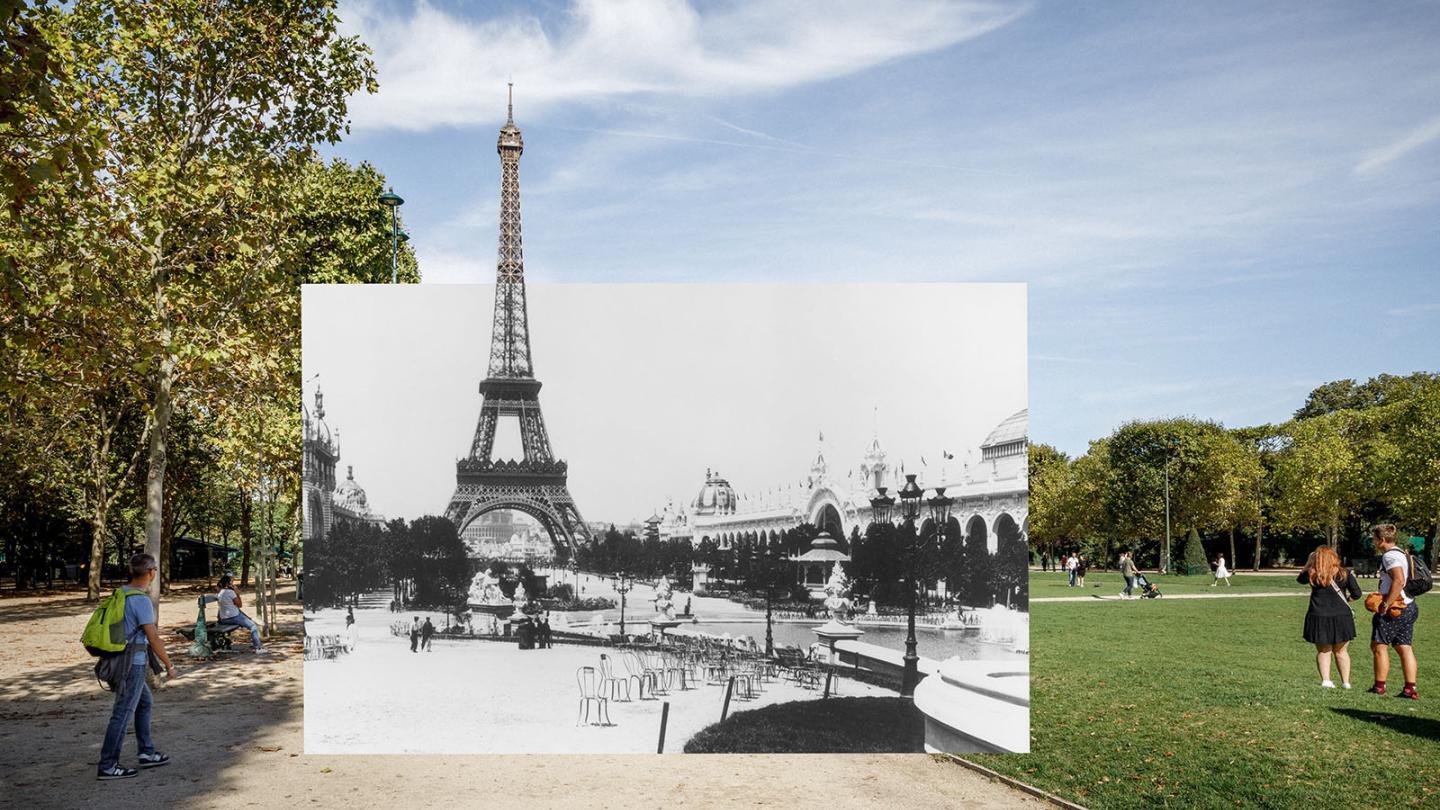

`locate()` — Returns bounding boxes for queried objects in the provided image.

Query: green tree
[1104,419,1229,571]
[1272,411,1366,549]
[1371,378,1440,567]
[1210,430,1264,570]
[1177,527,1209,576]
[5,1,377,613]
[292,158,418,284]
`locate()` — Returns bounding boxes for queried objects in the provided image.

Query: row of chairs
[304,634,349,661]
[575,635,833,726]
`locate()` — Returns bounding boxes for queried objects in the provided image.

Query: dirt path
[1032,591,1306,603]
[1,585,1048,809]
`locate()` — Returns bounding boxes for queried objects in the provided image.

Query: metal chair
[598,654,631,702]
[576,666,613,726]
[622,651,658,700]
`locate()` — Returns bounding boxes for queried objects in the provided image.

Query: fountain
[467,568,518,620]
[812,562,863,666]
[648,575,682,640]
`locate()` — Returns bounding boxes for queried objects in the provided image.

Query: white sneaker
[1342,682,1352,690]
[1321,680,1336,688]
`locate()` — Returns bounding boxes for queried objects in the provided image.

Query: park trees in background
[1,2,423,599]
[1271,410,1366,549]
[1033,372,1440,571]
[1104,418,1230,571]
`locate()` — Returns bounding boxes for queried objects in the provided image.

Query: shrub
[1176,528,1211,576]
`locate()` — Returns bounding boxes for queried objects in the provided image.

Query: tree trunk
[240,490,253,587]
[1254,520,1263,572]
[1431,515,1438,571]
[143,362,173,615]
[87,506,107,601]
[160,491,174,593]
[1229,526,1236,572]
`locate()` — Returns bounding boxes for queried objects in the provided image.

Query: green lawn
[977,589,1439,808]
[1029,569,1311,599]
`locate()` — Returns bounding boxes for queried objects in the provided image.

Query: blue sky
[326,0,1440,458]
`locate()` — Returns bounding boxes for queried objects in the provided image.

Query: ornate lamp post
[896,474,925,696]
[378,187,404,283]
[616,572,633,638]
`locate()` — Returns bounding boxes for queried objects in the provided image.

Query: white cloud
[340,0,1027,131]
[1355,113,1440,175]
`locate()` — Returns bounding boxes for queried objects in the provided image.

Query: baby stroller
[1135,573,1162,599]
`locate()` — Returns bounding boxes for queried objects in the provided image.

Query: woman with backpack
[1298,545,1362,689]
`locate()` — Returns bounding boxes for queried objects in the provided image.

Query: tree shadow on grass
[1330,707,1440,741]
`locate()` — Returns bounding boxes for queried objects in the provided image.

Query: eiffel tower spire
[490,81,532,379]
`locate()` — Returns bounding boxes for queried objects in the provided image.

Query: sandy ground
[0,584,1046,809]
[304,596,893,753]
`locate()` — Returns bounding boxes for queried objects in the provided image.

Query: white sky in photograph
[302,284,1025,525]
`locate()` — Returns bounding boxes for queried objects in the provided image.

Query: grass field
[1029,570,1312,598]
[978,586,1439,808]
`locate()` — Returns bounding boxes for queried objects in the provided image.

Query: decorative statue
[822,562,853,621]
[512,579,529,609]
[467,569,508,606]
[652,576,675,620]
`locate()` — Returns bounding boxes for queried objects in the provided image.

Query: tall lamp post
[378,187,404,283]
[874,474,951,697]
[616,572,633,638]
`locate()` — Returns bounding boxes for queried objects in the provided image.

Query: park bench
[176,595,249,654]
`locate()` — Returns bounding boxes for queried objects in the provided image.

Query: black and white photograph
[300,108,1028,754]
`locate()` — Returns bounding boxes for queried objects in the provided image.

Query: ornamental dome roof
[692,468,736,516]
[981,409,1028,449]
[333,465,371,515]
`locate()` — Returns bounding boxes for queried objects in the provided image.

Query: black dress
[1299,570,1362,644]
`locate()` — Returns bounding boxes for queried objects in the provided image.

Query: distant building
[461,510,552,563]
[303,386,386,547]
[656,410,1029,555]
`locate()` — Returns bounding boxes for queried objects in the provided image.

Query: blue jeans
[1123,575,1135,596]
[1068,569,1076,587]
[221,611,263,650]
[99,664,153,770]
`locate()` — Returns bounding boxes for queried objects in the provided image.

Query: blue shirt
[121,586,154,665]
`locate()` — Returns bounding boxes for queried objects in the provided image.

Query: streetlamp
[1163,460,1171,575]
[616,572,633,638]
[378,187,404,284]
[872,474,950,697]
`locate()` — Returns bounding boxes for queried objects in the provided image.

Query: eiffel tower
[445,86,592,554]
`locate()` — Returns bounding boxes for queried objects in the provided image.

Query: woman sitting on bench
[217,575,267,654]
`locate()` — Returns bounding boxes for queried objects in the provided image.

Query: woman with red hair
[1299,546,1362,688]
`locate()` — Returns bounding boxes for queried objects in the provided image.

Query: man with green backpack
[85,553,176,780]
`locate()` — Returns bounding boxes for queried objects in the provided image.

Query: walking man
[97,553,176,780]
[410,616,421,653]
[1369,524,1419,699]
[421,617,435,652]
[1066,552,1078,587]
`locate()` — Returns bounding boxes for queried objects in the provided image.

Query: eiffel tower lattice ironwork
[445,86,592,554]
